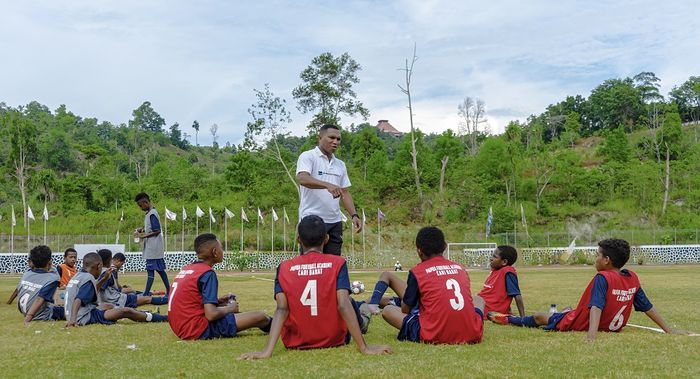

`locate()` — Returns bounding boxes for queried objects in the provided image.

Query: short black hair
[319,124,340,133]
[113,253,126,262]
[97,249,113,266]
[64,248,77,257]
[82,252,102,269]
[134,192,150,202]
[598,238,630,268]
[297,215,326,247]
[497,245,518,266]
[29,245,52,269]
[415,226,446,257]
[194,233,218,255]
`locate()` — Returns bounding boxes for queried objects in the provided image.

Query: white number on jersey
[19,293,30,314]
[445,278,465,311]
[168,282,178,312]
[609,305,628,331]
[300,280,318,316]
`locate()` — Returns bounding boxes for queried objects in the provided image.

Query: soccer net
[447,242,497,268]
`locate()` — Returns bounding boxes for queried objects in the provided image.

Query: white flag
[225,208,234,219]
[165,208,177,221]
[283,208,290,224]
[11,205,16,227]
[257,208,265,224]
[182,206,187,221]
[42,205,49,221]
[209,207,216,223]
[195,206,204,218]
[340,212,348,223]
[560,237,577,263]
[241,208,249,222]
[27,206,35,221]
[271,208,279,222]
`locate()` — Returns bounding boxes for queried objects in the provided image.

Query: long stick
[271,213,275,253]
[256,217,260,252]
[164,208,168,252]
[240,208,244,252]
[224,214,228,252]
[181,211,185,253]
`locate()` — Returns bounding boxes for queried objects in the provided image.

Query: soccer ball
[351,280,365,294]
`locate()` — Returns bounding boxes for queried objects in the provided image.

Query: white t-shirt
[296,146,351,223]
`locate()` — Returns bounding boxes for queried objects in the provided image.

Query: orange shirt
[58,263,77,287]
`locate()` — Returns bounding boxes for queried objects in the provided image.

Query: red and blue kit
[167,262,213,340]
[409,256,483,344]
[275,252,350,349]
[557,269,642,332]
[478,265,520,314]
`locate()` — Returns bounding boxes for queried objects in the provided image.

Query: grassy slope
[0,265,698,378]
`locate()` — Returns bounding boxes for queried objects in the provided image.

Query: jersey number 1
[300,280,318,316]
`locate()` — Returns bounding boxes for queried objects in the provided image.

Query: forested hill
[0,72,699,238]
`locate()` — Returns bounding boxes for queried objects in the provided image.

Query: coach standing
[296,124,362,255]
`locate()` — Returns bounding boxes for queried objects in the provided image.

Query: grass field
[1,265,699,378]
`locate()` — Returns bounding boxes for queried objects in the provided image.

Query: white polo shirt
[296,146,351,223]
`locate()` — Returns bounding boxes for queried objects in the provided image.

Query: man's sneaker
[487,311,510,325]
[359,313,371,334]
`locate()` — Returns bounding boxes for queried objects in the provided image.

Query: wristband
[351,214,359,219]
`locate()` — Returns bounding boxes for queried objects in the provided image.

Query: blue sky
[1,0,698,145]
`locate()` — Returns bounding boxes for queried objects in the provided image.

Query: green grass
[1,266,699,378]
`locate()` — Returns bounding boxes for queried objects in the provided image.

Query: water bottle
[133,230,140,243]
[549,304,558,314]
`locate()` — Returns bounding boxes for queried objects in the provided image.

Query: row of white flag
[159,207,386,224]
[5,205,50,226]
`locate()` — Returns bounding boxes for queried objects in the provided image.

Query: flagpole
[164,208,168,252]
[209,211,212,233]
[196,215,199,236]
[181,208,185,253]
[43,217,47,245]
[362,208,366,269]
[240,208,244,252]
[351,222,355,269]
[224,212,228,252]
[271,212,275,254]
[283,208,287,252]
[256,211,260,252]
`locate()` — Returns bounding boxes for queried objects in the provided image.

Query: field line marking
[627,324,665,333]
[251,276,274,282]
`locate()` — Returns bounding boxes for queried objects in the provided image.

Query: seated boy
[56,248,78,289]
[111,253,137,294]
[17,245,65,325]
[361,271,408,315]
[239,215,391,360]
[488,238,682,341]
[382,226,484,345]
[478,245,525,317]
[167,233,271,340]
[97,249,168,308]
[7,258,33,305]
[64,252,167,327]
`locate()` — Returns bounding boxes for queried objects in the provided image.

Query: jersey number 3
[300,280,318,316]
[446,278,465,311]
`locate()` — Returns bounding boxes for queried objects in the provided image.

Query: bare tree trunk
[536,168,553,212]
[661,143,670,216]
[398,44,422,199]
[439,156,449,194]
[505,180,511,206]
[273,139,301,199]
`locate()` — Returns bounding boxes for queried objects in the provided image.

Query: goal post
[447,242,497,267]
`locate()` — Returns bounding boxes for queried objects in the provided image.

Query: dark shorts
[199,313,238,339]
[87,308,115,325]
[323,222,343,255]
[543,311,569,331]
[125,293,138,308]
[51,305,66,321]
[145,258,166,271]
[398,308,484,343]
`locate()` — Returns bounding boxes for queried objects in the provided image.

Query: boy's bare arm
[337,291,391,356]
[587,306,602,341]
[6,288,18,304]
[644,307,675,333]
[203,302,236,321]
[24,297,45,325]
[514,294,525,317]
[66,299,82,327]
[239,293,289,360]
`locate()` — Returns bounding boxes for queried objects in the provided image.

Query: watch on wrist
[351,213,359,219]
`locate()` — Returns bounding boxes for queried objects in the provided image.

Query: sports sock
[151,313,167,322]
[157,270,171,295]
[145,312,153,322]
[369,281,389,304]
[144,270,155,295]
[150,296,168,305]
[507,315,538,328]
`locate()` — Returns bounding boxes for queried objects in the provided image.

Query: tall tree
[4,110,38,226]
[292,52,369,132]
[351,126,385,180]
[210,123,219,148]
[587,78,643,132]
[192,120,200,146]
[457,96,487,156]
[398,44,423,200]
[129,101,165,133]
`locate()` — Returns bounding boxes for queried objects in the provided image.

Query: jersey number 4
[446,278,465,311]
[300,280,318,316]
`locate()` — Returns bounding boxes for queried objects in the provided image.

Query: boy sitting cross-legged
[167,233,272,340]
[478,245,525,317]
[64,252,167,327]
[381,226,485,345]
[17,245,65,325]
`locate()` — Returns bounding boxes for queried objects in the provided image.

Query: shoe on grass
[487,311,510,325]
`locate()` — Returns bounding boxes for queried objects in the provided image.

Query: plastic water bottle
[549,304,558,314]
[133,230,140,243]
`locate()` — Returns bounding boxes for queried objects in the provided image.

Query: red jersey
[167,262,213,340]
[277,252,348,349]
[411,256,483,344]
[557,270,641,332]
[478,265,517,314]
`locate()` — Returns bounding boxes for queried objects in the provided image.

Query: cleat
[487,311,510,325]
[365,303,381,315]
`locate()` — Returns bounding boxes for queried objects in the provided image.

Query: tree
[457,96,487,156]
[3,110,38,226]
[243,84,299,197]
[633,72,663,104]
[587,78,643,132]
[351,126,384,180]
[598,126,631,163]
[669,76,700,142]
[433,129,462,193]
[561,112,582,148]
[210,123,219,148]
[192,120,200,145]
[129,101,165,133]
[398,44,423,200]
[292,52,369,131]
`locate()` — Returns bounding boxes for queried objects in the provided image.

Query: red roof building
[375,120,403,137]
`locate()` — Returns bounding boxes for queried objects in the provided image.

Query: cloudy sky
[1,1,698,145]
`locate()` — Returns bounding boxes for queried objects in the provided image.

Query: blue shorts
[145,259,166,271]
[125,293,138,308]
[398,308,484,343]
[543,311,569,331]
[199,313,238,339]
[87,309,115,325]
[52,305,66,321]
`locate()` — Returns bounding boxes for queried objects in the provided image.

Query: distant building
[375,120,403,137]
